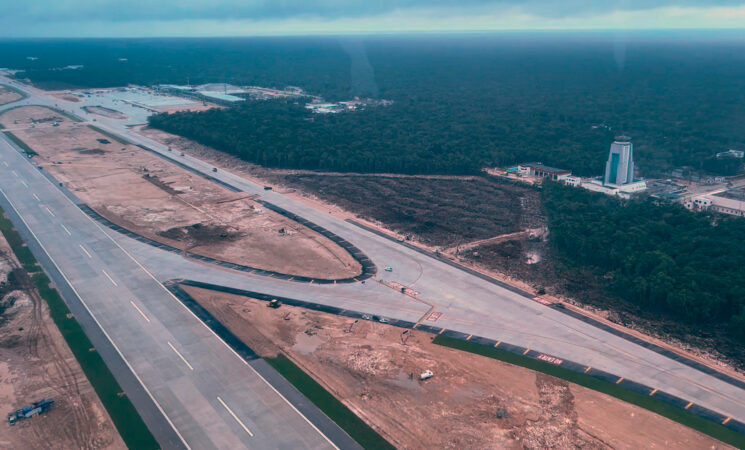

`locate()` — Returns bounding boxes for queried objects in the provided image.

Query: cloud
[1,1,745,37]
[5,0,745,23]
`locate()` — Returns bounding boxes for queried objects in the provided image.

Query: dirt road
[0,228,124,449]
[186,286,731,450]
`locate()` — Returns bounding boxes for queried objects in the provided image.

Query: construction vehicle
[268,299,281,309]
[8,399,55,425]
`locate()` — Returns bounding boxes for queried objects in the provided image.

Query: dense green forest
[542,182,745,343]
[4,35,745,175]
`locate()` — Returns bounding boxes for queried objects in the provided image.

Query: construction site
[0,85,23,106]
[184,285,732,449]
[0,224,124,449]
[0,106,361,280]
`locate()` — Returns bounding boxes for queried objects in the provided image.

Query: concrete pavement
[2,77,745,440]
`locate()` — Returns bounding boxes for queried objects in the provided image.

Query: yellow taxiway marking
[494,341,501,348]
[130,301,151,323]
[217,396,254,437]
[649,388,658,396]
[722,417,732,425]
[101,269,118,287]
[412,323,419,329]
[522,348,530,355]
[685,402,693,410]
[168,341,194,371]
[438,328,446,335]
[616,377,624,384]
[466,334,473,341]
[584,366,592,373]
[79,244,92,259]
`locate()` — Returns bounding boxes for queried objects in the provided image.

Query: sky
[2,1,745,37]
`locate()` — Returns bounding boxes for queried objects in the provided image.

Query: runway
[2,77,745,446]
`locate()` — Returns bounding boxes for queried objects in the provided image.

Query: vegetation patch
[434,335,745,449]
[265,353,395,450]
[0,209,159,450]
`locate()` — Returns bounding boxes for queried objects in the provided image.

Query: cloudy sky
[2,1,745,37]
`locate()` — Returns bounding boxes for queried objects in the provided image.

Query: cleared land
[0,229,124,449]
[0,85,23,106]
[83,105,127,120]
[0,106,360,280]
[185,285,732,450]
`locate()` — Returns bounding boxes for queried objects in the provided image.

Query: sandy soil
[0,86,22,106]
[50,91,81,103]
[82,106,127,120]
[0,106,360,280]
[185,285,731,450]
[0,230,124,449]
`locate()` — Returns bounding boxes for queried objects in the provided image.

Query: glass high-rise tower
[603,136,634,186]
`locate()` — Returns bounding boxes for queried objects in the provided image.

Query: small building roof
[519,162,571,174]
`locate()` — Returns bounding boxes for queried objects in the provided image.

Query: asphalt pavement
[2,78,745,442]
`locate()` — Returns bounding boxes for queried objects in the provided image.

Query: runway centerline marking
[130,301,151,323]
[32,193,40,201]
[79,244,92,258]
[11,170,18,177]
[101,269,118,287]
[217,396,254,437]
[45,207,55,217]
[60,224,71,236]
[20,180,28,188]
[168,341,194,371]
[2,161,8,167]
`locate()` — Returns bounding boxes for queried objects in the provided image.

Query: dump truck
[268,299,281,309]
[8,399,55,425]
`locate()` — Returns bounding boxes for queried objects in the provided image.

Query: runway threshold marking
[60,224,71,236]
[101,269,118,287]
[130,301,151,323]
[79,244,92,258]
[649,388,658,396]
[32,193,40,201]
[168,341,194,371]
[45,207,55,217]
[217,396,254,437]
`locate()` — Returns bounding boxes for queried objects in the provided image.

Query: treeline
[149,100,491,174]
[542,182,745,343]
[8,36,745,175]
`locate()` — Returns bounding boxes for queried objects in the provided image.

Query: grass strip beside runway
[0,210,159,450]
[266,353,395,450]
[2,130,37,156]
[434,335,745,448]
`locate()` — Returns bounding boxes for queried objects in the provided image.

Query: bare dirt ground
[82,106,127,120]
[0,107,360,279]
[0,86,22,106]
[0,231,124,449]
[185,285,731,450]
[50,91,81,103]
